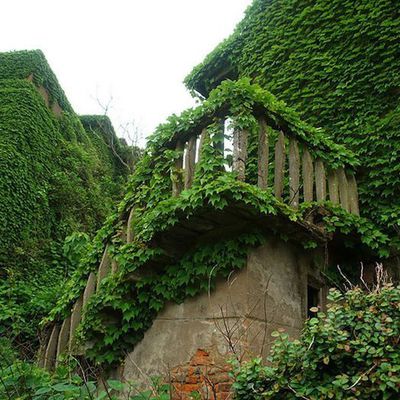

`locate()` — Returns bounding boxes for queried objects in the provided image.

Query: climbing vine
[0,51,134,351]
[185,0,400,242]
[46,84,389,365]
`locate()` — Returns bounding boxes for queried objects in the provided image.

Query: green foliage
[47,177,388,365]
[232,284,400,399]
[45,74,390,366]
[143,78,356,170]
[0,339,169,400]
[0,50,138,356]
[0,50,73,111]
[0,357,130,399]
[185,0,400,241]
[0,233,91,356]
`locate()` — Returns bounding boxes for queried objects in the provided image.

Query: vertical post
[171,140,184,197]
[197,128,208,164]
[315,159,327,201]
[97,245,111,290]
[56,316,71,365]
[347,173,360,215]
[302,147,314,202]
[257,117,269,189]
[274,131,286,200]
[111,260,118,274]
[44,324,60,371]
[337,168,350,212]
[213,118,225,156]
[289,137,300,208]
[233,129,248,181]
[328,170,339,204]
[83,272,96,315]
[126,207,135,243]
[69,295,83,352]
[184,136,197,189]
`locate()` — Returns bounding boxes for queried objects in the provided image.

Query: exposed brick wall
[170,349,233,400]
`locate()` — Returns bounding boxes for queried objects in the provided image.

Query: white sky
[1,0,251,146]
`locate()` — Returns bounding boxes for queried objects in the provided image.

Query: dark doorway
[307,285,320,318]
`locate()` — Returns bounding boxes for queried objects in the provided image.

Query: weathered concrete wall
[120,236,325,397]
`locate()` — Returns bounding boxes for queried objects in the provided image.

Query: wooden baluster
[44,324,60,370]
[56,316,71,365]
[257,117,269,189]
[197,128,208,164]
[289,137,300,208]
[69,295,83,352]
[111,259,118,274]
[347,173,360,215]
[82,272,96,319]
[337,168,350,212]
[184,136,197,189]
[126,207,135,243]
[171,140,184,197]
[315,159,327,201]
[274,131,286,200]
[233,129,248,181]
[302,148,314,202]
[96,245,111,290]
[328,170,339,204]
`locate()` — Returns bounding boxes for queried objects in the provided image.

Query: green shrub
[232,284,400,399]
[0,344,170,400]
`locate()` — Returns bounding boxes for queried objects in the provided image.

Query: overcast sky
[1,0,251,146]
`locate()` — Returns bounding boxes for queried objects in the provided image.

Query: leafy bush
[232,284,400,399]
[0,346,170,400]
[0,233,91,358]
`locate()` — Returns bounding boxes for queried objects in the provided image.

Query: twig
[345,364,377,391]
[307,336,315,351]
[288,384,310,400]
[71,356,95,400]
[359,263,370,292]
[337,265,354,290]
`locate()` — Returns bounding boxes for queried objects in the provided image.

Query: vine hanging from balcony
[43,79,389,367]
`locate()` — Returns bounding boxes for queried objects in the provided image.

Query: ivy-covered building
[0,50,131,350]
[37,0,399,398]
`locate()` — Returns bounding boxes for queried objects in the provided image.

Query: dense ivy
[185,0,400,241]
[0,50,73,111]
[0,51,134,352]
[232,284,400,399]
[46,86,388,365]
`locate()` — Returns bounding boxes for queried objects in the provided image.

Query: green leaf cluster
[232,284,400,399]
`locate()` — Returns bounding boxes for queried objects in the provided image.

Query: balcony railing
[39,80,360,370]
[167,105,359,215]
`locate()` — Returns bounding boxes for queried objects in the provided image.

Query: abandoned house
[2,0,399,398]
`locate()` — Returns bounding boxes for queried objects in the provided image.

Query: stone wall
[120,236,325,398]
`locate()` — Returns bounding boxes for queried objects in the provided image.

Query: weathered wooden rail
[170,115,359,215]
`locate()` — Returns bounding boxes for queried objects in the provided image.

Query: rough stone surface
[121,237,325,396]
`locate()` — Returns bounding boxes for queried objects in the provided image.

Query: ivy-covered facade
[0,50,132,350]
[6,1,398,395]
[185,0,400,248]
